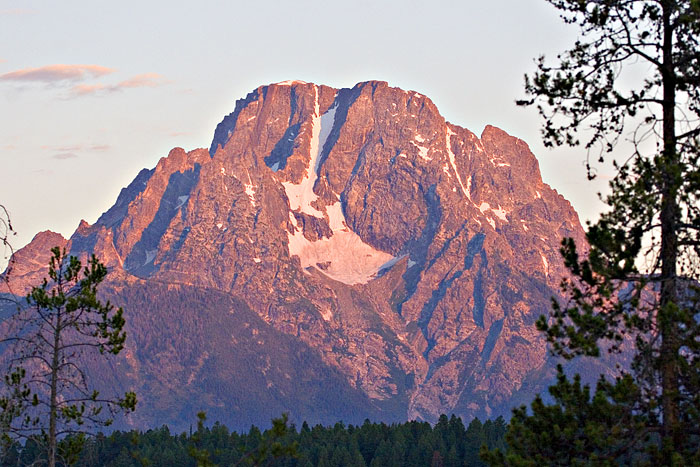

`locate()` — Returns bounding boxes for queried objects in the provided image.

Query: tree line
[0,413,505,467]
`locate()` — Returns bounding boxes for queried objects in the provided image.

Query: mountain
[2,80,587,431]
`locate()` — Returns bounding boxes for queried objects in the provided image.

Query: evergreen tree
[430,450,444,467]
[486,0,700,464]
[0,248,136,466]
[369,439,392,467]
[329,445,351,466]
[317,445,331,467]
[350,446,366,467]
[415,432,437,466]
[484,417,506,452]
[465,418,487,467]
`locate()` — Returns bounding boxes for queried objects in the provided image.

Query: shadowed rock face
[3,81,586,430]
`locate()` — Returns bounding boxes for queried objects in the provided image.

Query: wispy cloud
[0,64,115,83]
[70,73,168,96]
[118,73,165,89]
[45,144,111,160]
[70,84,107,96]
[0,9,37,16]
[52,152,78,160]
[48,144,110,152]
[0,64,169,98]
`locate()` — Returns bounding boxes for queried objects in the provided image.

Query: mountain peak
[1,230,67,295]
[6,81,586,430]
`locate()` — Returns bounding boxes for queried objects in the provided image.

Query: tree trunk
[48,308,61,467]
[659,0,680,455]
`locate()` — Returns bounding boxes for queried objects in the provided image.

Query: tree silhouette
[0,205,16,298]
[485,0,699,464]
[0,247,136,466]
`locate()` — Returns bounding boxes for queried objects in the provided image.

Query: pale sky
[0,0,609,265]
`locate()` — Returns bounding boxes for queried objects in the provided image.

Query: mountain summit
[4,81,586,430]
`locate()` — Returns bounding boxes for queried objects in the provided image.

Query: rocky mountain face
[2,81,586,431]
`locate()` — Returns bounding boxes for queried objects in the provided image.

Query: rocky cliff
[3,81,586,431]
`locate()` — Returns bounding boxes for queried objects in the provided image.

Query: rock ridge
[3,80,586,429]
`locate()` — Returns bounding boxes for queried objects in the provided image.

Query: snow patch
[320,309,333,321]
[411,141,431,161]
[492,205,508,221]
[216,223,223,229]
[244,185,256,204]
[326,201,348,231]
[253,258,262,263]
[479,202,508,222]
[287,228,395,285]
[407,259,417,268]
[276,80,308,86]
[281,90,396,285]
[145,249,157,265]
[282,88,337,218]
[490,156,510,167]
[244,170,256,205]
[378,254,407,273]
[414,134,425,143]
[220,167,226,175]
[541,253,549,277]
[445,127,471,201]
[287,196,395,285]
[175,195,189,209]
[535,190,542,199]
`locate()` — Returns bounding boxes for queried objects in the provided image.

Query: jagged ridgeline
[3,81,588,432]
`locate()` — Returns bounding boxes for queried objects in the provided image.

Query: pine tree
[465,418,486,466]
[0,247,136,466]
[486,0,700,464]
